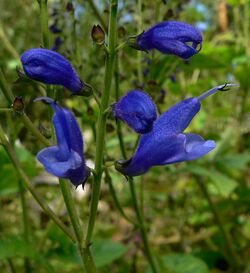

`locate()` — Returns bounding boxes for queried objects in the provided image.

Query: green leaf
[162,253,209,273]
[0,235,35,260]
[92,239,128,267]
[216,152,250,170]
[187,166,238,197]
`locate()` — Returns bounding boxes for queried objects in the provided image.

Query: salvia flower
[112,90,157,134]
[21,48,90,95]
[115,84,238,176]
[135,21,202,59]
[35,97,90,187]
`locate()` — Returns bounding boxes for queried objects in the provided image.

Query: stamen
[197,83,239,101]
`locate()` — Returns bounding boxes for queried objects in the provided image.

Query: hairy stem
[105,170,136,225]
[38,0,50,48]
[137,0,143,84]
[59,179,97,273]
[85,0,118,246]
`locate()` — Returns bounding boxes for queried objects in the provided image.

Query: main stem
[85,0,118,246]
[128,177,158,273]
[59,179,97,273]
[39,0,50,48]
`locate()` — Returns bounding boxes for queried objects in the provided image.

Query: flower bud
[112,90,157,134]
[91,25,105,45]
[12,96,24,112]
[21,48,90,96]
[66,2,74,12]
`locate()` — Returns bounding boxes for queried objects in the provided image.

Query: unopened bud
[12,96,24,112]
[91,25,105,45]
[118,27,126,39]
[66,2,74,12]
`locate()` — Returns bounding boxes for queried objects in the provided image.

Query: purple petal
[37,146,82,178]
[154,98,201,134]
[113,90,157,134]
[21,48,83,93]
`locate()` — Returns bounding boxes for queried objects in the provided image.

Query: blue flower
[21,48,88,95]
[35,97,89,187]
[115,84,237,176]
[112,90,157,134]
[136,21,202,59]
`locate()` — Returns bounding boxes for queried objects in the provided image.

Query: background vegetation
[0,0,249,272]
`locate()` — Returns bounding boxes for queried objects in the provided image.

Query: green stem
[7,259,17,273]
[114,58,127,159]
[0,68,51,146]
[243,1,250,57]
[0,23,20,61]
[17,177,32,272]
[59,179,97,273]
[105,170,136,225]
[0,108,12,112]
[0,126,75,242]
[38,0,50,48]
[137,0,143,84]
[196,177,240,268]
[128,177,158,273]
[87,0,108,33]
[85,0,118,246]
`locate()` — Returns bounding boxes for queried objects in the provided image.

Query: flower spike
[35,97,90,187]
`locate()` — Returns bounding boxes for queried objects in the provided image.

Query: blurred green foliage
[0,0,249,272]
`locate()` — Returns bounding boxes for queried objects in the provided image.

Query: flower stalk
[85,0,118,246]
[38,0,50,48]
[59,179,98,273]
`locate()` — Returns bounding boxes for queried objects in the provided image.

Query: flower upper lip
[35,97,89,186]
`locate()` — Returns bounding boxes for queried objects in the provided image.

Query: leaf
[92,239,128,267]
[187,166,238,197]
[0,145,38,197]
[162,253,209,273]
[0,235,35,260]
[215,152,250,170]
